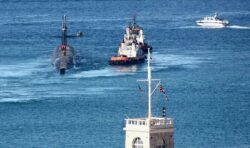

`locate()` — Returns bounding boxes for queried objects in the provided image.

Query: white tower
[123,49,174,148]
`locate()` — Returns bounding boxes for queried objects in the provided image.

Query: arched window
[133,137,143,148]
[156,138,166,148]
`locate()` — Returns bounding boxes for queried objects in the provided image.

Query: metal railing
[125,117,173,128]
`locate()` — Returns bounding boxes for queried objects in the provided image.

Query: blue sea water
[0,0,250,147]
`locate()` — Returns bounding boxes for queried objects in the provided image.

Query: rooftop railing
[125,117,174,129]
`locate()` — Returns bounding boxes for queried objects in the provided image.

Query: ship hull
[196,20,229,28]
[196,22,227,28]
[51,45,76,72]
[141,44,153,54]
[109,56,145,65]
[60,68,66,75]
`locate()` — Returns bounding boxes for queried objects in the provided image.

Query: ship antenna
[62,15,67,46]
[214,12,218,18]
[133,15,136,26]
[147,48,152,119]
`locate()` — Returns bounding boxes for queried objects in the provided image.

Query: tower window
[133,137,143,148]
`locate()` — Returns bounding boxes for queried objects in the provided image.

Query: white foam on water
[0,85,125,103]
[178,25,250,30]
[0,66,32,77]
[68,67,135,79]
[0,97,34,103]
[0,86,37,103]
[83,86,126,95]
[227,25,250,29]
[0,59,50,78]
[15,14,50,18]
[152,52,205,70]
[70,52,206,79]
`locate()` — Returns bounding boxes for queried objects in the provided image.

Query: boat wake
[0,97,35,103]
[176,25,223,29]
[0,59,51,78]
[0,59,54,103]
[68,52,205,78]
[68,67,136,79]
[0,52,208,104]
[227,25,250,29]
[152,52,206,71]
[177,25,250,30]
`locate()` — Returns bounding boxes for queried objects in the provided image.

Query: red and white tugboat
[109,16,152,65]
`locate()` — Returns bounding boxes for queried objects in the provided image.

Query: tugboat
[196,12,229,28]
[51,15,77,75]
[109,16,152,65]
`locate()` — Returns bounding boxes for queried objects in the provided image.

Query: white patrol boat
[196,13,229,28]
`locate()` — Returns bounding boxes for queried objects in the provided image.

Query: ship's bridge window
[133,137,143,148]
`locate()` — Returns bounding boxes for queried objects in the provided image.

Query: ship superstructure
[124,16,152,54]
[123,49,174,148]
[51,15,76,74]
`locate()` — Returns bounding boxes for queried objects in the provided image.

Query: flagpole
[148,48,152,120]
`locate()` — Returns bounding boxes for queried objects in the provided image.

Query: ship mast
[124,51,174,148]
[62,15,67,46]
[133,15,136,26]
[147,48,152,119]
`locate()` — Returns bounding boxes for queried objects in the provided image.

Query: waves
[0,52,206,103]
[0,58,52,103]
[68,67,135,79]
[152,52,206,70]
[147,24,250,30]
[68,52,206,79]
[0,52,205,79]
[0,59,51,78]
[0,97,34,103]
